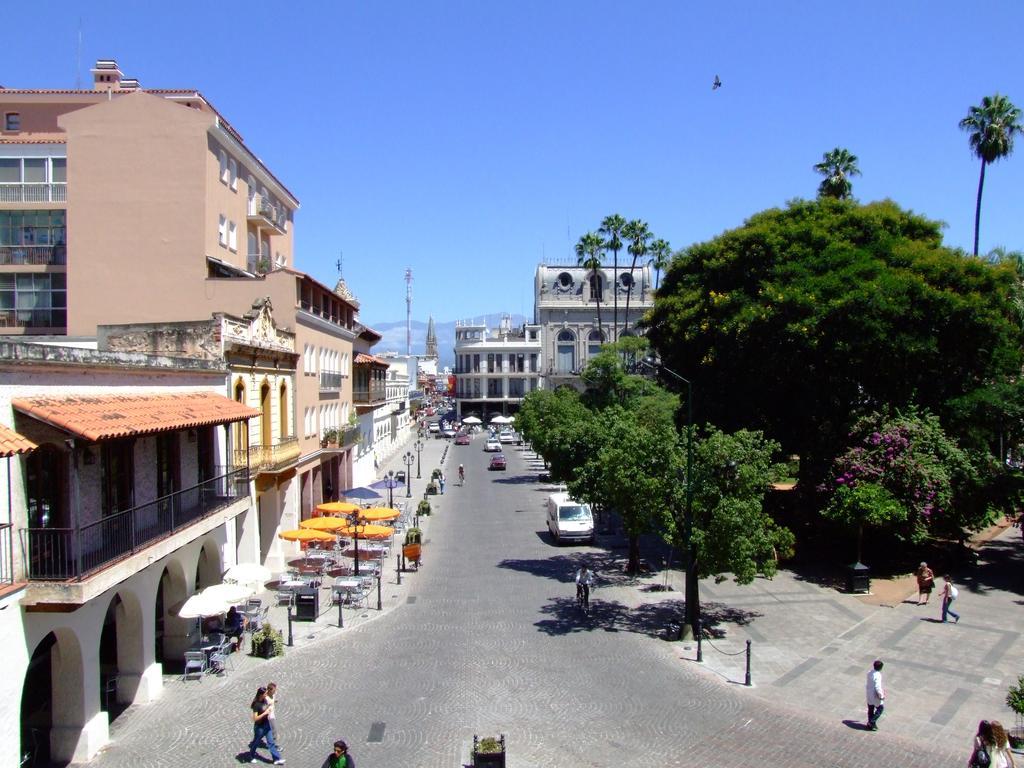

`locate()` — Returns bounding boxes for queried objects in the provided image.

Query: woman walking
[992,721,1016,768]
[969,720,1011,768]
[266,682,279,742]
[248,686,285,764]
[915,562,935,605]
[942,575,961,623]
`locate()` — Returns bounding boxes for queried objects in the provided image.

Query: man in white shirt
[865,659,885,731]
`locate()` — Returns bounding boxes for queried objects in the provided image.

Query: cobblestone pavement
[81,434,983,767]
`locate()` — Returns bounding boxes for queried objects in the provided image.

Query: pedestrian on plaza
[968,720,1010,768]
[265,682,279,740]
[321,739,356,768]
[941,575,961,623]
[439,472,445,494]
[248,686,285,764]
[991,721,1016,768]
[865,659,885,731]
[915,562,935,605]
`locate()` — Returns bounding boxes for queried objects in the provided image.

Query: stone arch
[98,588,144,714]
[21,627,86,764]
[193,537,221,591]
[233,377,249,457]
[157,557,191,662]
[259,376,272,448]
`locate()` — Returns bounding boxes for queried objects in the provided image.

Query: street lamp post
[638,354,697,641]
[403,451,414,497]
[387,470,395,510]
[415,440,423,479]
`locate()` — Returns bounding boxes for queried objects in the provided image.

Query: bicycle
[576,582,591,615]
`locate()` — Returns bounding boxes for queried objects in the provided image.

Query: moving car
[498,430,515,444]
[484,439,502,452]
[428,422,440,433]
[455,433,471,446]
[546,492,596,544]
[488,454,507,471]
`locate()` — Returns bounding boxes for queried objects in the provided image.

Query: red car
[455,433,471,445]
[488,454,507,471]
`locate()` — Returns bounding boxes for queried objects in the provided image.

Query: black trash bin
[846,562,871,593]
[294,587,320,621]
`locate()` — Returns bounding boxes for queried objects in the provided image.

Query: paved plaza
[79,432,1021,767]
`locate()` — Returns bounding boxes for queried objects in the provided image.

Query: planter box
[472,736,506,768]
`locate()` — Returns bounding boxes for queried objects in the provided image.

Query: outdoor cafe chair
[276,589,295,608]
[182,650,206,681]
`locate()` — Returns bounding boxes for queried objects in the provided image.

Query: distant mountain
[364,314,529,368]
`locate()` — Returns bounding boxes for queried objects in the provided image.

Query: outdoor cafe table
[333,579,363,604]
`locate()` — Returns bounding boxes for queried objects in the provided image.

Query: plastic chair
[182,650,206,681]
[276,589,294,607]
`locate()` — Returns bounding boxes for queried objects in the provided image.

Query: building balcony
[319,370,343,392]
[0,522,15,586]
[247,195,286,235]
[0,182,66,204]
[0,244,67,266]
[341,425,360,447]
[233,437,300,474]
[353,387,388,407]
[0,308,67,330]
[20,467,249,584]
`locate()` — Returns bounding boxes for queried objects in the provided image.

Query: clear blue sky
[4,2,1024,330]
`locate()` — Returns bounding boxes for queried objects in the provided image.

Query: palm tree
[960,94,1023,256]
[648,238,672,291]
[621,219,652,335]
[813,147,861,200]
[598,214,627,342]
[575,231,606,341]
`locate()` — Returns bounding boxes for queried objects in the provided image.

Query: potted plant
[431,468,442,480]
[1006,675,1024,748]
[405,527,423,544]
[417,500,432,516]
[321,427,339,448]
[251,622,284,659]
[472,735,506,767]
[426,482,439,496]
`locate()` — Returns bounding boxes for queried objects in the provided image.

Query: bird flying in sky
[712,75,722,90]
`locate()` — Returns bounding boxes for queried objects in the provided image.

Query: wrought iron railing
[233,438,300,473]
[319,370,343,391]
[0,245,67,266]
[0,523,13,584]
[21,468,249,581]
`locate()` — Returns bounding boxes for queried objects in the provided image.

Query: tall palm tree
[648,238,672,291]
[960,94,1023,257]
[575,231,606,341]
[598,214,627,342]
[621,219,652,335]
[813,147,861,200]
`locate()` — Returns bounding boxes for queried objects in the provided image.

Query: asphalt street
[85,433,964,767]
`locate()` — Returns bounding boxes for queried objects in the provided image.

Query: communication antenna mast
[405,268,413,356]
[75,19,83,89]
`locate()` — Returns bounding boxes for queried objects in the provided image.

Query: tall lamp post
[414,440,423,479]
[403,451,415,497]
[637,354,697,640]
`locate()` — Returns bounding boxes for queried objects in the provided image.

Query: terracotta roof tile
[12,391,260,442]
[0,423,36,457]
[354,353,389,366]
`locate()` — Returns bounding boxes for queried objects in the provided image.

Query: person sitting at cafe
[224,605,247,650]
[203,613,224,635]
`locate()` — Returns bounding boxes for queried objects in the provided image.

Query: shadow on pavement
[841,719,872,731]
[533,596,684,638]
[491,474,539,485]
[959,537,1024,597]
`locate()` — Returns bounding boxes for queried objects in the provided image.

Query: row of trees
[813,93,1023,256]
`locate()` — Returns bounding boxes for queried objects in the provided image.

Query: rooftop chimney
[90,59,123,91]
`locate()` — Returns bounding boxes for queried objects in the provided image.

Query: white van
[546,492,595,545]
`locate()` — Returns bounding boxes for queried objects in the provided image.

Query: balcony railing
[0,245,67,266]
[341,425,360,447]
[247,195,286,234]
[0,182,67,203]
[21,468,249,581]
[353,387,388,405]
[0,522,13,584]
[0,308,67,330]
[233,437,300,473]
[319,370,343,391]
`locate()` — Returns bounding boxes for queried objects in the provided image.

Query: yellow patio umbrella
[278,528,336,542]
[335,522,394,540]
[353,506,401,522]
[299,517,352,532]
[316,501,361,516]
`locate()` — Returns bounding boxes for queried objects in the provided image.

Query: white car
[498,431,515,443]
[484,439,502,452]
[428,422,440,433]
[546,492,596,545]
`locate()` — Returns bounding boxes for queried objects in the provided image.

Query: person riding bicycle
[575,563,595,609]
[458,464,465,484]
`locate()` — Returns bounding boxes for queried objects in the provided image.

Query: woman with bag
[915,562,935,605]
[942,575,961,623]
[969,720,1011,768]
[247,686,285,764]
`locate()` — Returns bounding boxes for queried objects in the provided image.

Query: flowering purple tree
[824,409,976,544]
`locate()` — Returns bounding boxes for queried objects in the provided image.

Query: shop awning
[0,422,37,457]
[12,391,260,442]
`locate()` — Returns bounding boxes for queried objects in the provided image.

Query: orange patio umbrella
[278,529,336,543]
[334,522,394,540]
[316,501,361,516]
[299,517,352,532]
[352,506,401,523]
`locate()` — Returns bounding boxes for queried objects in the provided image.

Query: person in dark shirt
[248,686,284,764]
[225,605,246,650]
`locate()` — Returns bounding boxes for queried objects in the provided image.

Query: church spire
[425,315,438,358]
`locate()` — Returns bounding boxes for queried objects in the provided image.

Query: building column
[116,587,162,705]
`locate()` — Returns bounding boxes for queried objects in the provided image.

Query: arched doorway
[98,590,144,720]
[556,329,576,373]
[156,561,189,664]
[260,379,272,449]
[21,632,56,765]
[194,539,221,592]
[99,596,122,718]
[233,379,248,461]
[279,381,289,439]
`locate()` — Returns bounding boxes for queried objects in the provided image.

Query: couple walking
[246,682,355,767]
[915,563,961,623]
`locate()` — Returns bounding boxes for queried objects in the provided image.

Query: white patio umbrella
[491,415,512,424]
[223,563,272,586]
[174,592,230,619]
[201,582,254,605]
[462,416,482,425]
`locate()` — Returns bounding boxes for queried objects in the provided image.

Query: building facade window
[0,272,67,327]
[589,274,603,300]
[529,353,538,373]
[4,112,20,131]
[101,439,135,514]
[218,215,227,246]
[556,329,576,373]
[228,220,237,251]
[588,329,604,359]
[219,150,228,184]
[229,158,238,190]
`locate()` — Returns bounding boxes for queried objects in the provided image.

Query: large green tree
[645,199,1024,502]
[960,94,1023,256]
[813,147,861,200]
[575,231,606,341]
[598,214,627,341]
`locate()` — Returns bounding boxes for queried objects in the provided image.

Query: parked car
[428,422,440,433]
[455,433,471,445]
[546,492,595,544]
[498,430,515,443]
[488,454,507,471]
[442,427,457,439]
[484,439,502,452]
